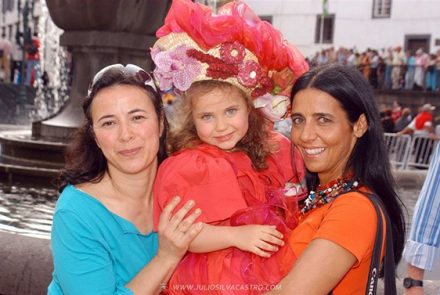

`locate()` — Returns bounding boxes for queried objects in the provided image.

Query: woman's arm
[404,264,424,295]
[268,239,356,294]
[188,223,284,257]
[51,210,128,294]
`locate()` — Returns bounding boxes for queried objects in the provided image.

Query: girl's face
[91,84,162,176]
[191,86,249,151]
[290,88,367,185]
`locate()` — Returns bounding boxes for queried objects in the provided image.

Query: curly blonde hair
[167,80,276,170]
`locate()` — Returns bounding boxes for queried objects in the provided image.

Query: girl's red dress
[153,133,305,294]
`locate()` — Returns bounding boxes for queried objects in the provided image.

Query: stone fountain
[0,0,171,186]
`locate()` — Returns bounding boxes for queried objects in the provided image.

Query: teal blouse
[48,185,158,295]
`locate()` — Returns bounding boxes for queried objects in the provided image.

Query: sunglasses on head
[88,63,158,95]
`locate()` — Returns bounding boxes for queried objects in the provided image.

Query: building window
[15,22,19,41]
[2,0,13,12]
[8,24,12,39]
[194,0,233,12]
[405,34,431,55]
[315,14,334,44]
[33,16,39,33]
[372,0,391,18]
[259,15,273,24]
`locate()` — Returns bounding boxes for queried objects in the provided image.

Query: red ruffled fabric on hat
[156,0,308,79]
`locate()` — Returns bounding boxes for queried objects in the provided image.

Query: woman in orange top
[270,64,405,294]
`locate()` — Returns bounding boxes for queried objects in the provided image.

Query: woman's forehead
[91,85,155,115]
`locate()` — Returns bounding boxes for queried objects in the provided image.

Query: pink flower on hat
[151,45,201,91]
[238,60,261,88]
[220,42,245,65]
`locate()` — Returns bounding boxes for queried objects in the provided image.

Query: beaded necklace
[300,177,360,216]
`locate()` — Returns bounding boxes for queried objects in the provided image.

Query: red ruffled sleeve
[267,132,293,182]
[153,148,247,230]
[265,132,305,186]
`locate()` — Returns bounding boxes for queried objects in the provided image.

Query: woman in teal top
[48,64,203,295]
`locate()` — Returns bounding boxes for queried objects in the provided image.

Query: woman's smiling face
[91,84,162,176]
[290,88,365,185]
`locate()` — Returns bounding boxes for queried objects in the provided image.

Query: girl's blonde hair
[167,80,275,170]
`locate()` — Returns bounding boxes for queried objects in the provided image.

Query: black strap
[364,193,384,295]
[362,192,397,295]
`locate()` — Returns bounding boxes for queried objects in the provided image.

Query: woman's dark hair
[57,67,168,191]
[291,64,405,266]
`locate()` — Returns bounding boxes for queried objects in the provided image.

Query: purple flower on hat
[151,45,201,91]
[237,60,261,88]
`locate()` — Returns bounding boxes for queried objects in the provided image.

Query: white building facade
[1,0,41,44]
[1,0,42,84]
[2,0,440,60]
[245,0,440,58]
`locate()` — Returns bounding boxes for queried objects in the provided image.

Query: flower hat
[151,0,309,121]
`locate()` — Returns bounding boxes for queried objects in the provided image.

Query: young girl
[151,0,308,293]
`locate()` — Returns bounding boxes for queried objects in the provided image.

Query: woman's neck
[76,164,158,234]
[100,168,157,234]
[105,166,157,204]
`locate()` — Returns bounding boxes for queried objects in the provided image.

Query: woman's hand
[234,224,284,257]
[157,196,203,263]
[126,197,203,294]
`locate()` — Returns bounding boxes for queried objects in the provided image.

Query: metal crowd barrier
[383,133,439,170]
[405,134,439,169]
[383,133,412,169]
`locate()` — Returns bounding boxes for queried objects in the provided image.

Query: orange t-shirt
[289,191,378,294]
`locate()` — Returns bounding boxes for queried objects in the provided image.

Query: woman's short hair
[57,66,167,190]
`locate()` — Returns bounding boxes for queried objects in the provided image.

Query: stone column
[33,0,171,139]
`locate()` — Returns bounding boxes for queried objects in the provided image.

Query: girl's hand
[234,224,284,257]
[156,196,203,263]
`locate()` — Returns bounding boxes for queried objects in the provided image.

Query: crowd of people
[0,32,40,86]
[379,101,438,137]
[0,33,12,83]
[377,101,438,168]
[308,46,440,92]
